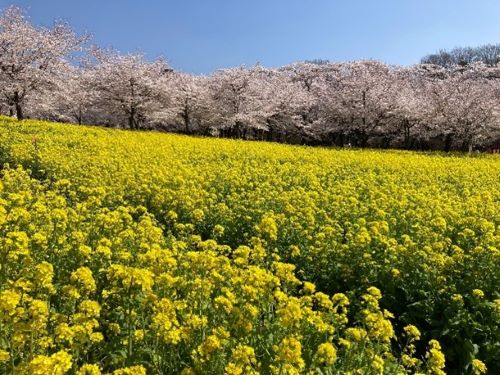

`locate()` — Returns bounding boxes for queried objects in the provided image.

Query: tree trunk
[338,133,345,147]
[403,121,412,150]
[15,102,23,120]
[77,106,82,125]
[444,133,453,152]
[182,109,190,133]
[361,90,367,137]
[356,130,369,148]
[234,121,242,138]
[14,92,23,120]
[129,106,137,130]
[461,139,473,154]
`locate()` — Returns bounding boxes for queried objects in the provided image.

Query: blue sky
[2,0,500,74]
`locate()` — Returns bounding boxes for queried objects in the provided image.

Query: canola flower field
[0,116,498,375]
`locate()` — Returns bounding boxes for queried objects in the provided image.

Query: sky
[2,0,500,74]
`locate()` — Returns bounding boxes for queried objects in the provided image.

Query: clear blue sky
[2,0,500,74]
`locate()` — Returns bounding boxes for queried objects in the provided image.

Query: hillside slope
[0,117,499,374]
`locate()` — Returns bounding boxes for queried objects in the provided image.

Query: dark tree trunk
[182,107,190,133]
[337,133,345,147]
[267,128,273,142]
[403,121,412,150]
[129,106,137,130]
[444,133,453,152]
[381,136,391,149]
[234,121,242,138]
[356,131,369,148]
[14,92,23,120]
[461,139,473,153]
[15,102,23,120]
[77,106,82,125]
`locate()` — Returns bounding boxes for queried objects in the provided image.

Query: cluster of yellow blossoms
[0,117,497,373]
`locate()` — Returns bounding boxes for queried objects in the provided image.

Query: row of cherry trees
[1,7,499,151]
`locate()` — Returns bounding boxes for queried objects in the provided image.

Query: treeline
[421,43,500,68]
[1,6,499,151]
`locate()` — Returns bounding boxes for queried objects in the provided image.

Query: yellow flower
[76,364,102,375]
[472,289,484,299]
[277,297,303,327]
[0,289,21,316]
[366,286,382,299]
[71,267,97,294]
[79,300,101,318]
[56,323,75,344]
[314,342,337,366]
[256,215,278,241]
[213,224,225,236]
[232,344,257,366]
[345,328,367,342]
[273,336,304,371]
[0,350,10,362]
[371,354,384,374]
[33,261,55,293]
[215,295,234,313]
[107,265,154,292]
[112,365,147,375]
[134,329,145,341]
[339,338,351,348]
[433,217,447,231]
[404,324,421,341]
[196,335,222,361]
[363,311,394,343]
[290,245,301,257]
[28,299,49,329]
[152,298,181,344]
[314,292,333,310]
[78,245,92,259]
[62,285,81,300]
[273,262,301,285]
[225,363,243,375]
[28,350,72,375]
[90,332,104,343]
[402,354,419,368]
[332,293,349,307]
[192,208,204,221]
[471,359,487,374]
[302,281,316,294]
[108,323,121,334]
[425,340,446,375]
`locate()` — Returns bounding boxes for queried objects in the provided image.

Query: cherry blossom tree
[27,64,99,124]
[341,61,400,147]
[425,64,498,152]
[88,49,171,129]
[165,72,211,134]
[386,66,434,149]
[264,68,320,142]
[280,62,329,132]
[208,65,271,138]
[0,6,87,120]
[1,5,499,151]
